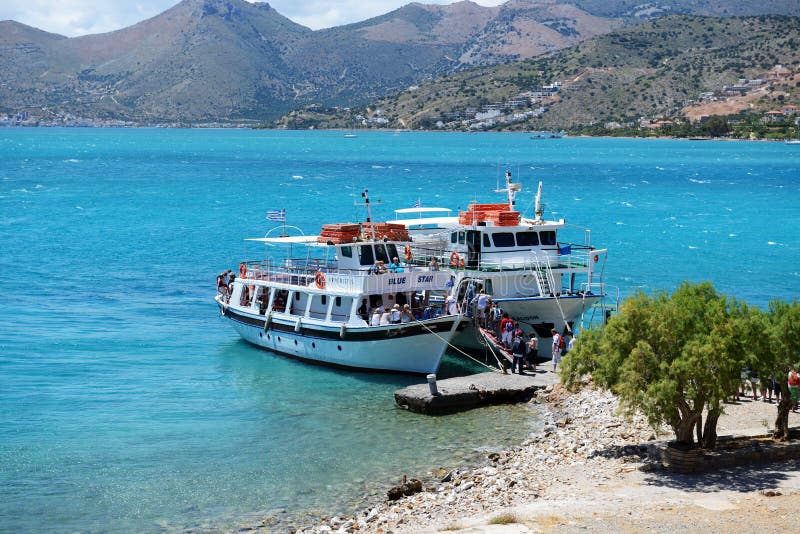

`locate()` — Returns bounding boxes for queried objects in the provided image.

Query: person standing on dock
[551,329,564,371]
[511,324,527,375]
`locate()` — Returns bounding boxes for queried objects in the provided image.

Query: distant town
[2,64,798,137]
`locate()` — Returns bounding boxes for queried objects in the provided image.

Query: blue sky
[1,0,508,37]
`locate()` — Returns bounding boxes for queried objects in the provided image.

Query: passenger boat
[393,172,611,358]
[215,214,463,375]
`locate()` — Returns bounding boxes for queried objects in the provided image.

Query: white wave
[687,245,698,249]
[76,206,84,210]
[64,158,80,163]
[291,175,303,180]
[767,241,779,246]
[616,221,624,225]
[728,233,736,237]
[689,178,711,184]
[34,184,43,189]
[621,201,633,207]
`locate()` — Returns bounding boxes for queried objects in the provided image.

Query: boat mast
[534,181,544,221]
[494,170,522,210]
[359,189,377,240]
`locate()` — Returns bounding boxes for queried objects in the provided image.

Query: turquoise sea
[1,129,799,532]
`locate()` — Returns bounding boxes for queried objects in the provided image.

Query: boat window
[335,296,342,307]
[451,232,458,244]
[358,244,374,266]
[492,232,515,247]
[540,231,556,246]
[321,295,327,305]
[386,243,399,260]
[295,292,301,301]
[483,233,491,248]
[374,244,390,263]
[340,246,353,258]
[458,231,465,245]
[484,280,493,294]
[516,231,540,246]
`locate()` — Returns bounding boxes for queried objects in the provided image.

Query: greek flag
[413,198,421,208]
[267,209,286,222]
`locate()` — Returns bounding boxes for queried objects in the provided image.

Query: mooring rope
[413,315,502,373]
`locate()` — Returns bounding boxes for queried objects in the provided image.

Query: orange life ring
[404,244,413,261]
[449,251,460,268]
[239,262,247,278]
[314,270,326,290]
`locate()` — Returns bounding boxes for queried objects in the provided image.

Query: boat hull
[453,294,603,356]
[219,303,462,374]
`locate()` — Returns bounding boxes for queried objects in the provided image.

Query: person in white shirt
[370,309,381,327]
[551,329,564,371]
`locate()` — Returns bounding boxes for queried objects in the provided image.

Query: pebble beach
[265,378,800,534]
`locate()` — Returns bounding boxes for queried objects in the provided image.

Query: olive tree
[562,282,744,449]
[759,300,800,440]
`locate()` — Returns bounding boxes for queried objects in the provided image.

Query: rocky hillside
[333,15,800,130]
[1,0,799,123]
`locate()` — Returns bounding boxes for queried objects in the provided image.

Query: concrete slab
[394,369,560,415]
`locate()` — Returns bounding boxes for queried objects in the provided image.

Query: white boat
[393,172,612,358]
[215,218,463,375]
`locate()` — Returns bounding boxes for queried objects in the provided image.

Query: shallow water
[0,129,798,531]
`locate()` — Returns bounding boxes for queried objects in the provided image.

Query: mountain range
[1,0,799,123]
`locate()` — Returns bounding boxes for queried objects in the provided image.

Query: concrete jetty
[394,368,560,415]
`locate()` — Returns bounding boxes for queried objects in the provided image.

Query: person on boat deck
[401,304,414,324]
[429,257,439,271]
[216,273,230,301]
[380,308,392,326]
[445,294,458,315]
[358,299,368,320]
[370,308,382,327]
[388,257,404,273]
[371,260,387,275]
[390,303,402,324]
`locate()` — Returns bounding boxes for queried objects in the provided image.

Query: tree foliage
[562,282,745,448]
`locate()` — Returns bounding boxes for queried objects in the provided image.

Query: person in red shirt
[499,312,513,348]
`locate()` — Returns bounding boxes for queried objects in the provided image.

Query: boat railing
[238,258,449,294]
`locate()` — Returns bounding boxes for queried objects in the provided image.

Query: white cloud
[0,0,509,37]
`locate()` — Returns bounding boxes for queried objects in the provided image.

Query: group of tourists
[739,366,800,411]
[216,269,234,302]
[367,303,416,326]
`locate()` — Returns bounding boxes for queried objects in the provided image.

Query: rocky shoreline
[238,383,800,533]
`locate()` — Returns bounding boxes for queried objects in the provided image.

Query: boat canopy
[245,236,321,245]
[394,207,452,215]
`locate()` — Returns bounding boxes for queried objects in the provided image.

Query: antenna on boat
[534,181,544,221]
[494,170,522,210]
[356,189,381,240]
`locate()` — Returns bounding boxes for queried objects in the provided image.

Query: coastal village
[3,64,798,135]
